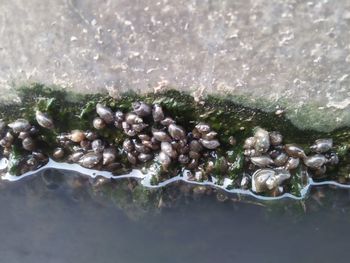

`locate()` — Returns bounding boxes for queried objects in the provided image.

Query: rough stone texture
[0,0,350,131]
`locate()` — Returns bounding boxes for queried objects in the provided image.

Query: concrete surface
[0,0,350,131]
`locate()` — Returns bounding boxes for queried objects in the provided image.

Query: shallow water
[1,170,350,263]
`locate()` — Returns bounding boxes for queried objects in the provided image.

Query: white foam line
[2,159,350,201]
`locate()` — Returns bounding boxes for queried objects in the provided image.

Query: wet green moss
[1,84,349,195]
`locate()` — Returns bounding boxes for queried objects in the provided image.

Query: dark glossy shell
[79,152,102,168]
[250,155,274,167]
[303,154,326,169]
[152,129,172,142]
[168,124,186,140]
[152,104,165,122]
[22,137,35,151]
[93,117,106,130]
[53,148,65,159]
[310,138,333,153]
[195,123,211,134]
[96,103,114,124]
[35,111,54,129]
[8,119,31,133]
[269,131,283,146]
[285,144,306,159]
[161,142,177,158]
[103,148,117,165]
[92,139,105,153]
[199,139,220,150]
[138,153,153,162]
[132,101,152,117]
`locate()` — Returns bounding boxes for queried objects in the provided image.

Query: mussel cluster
[0,99,342,197]
[243,127,339,195]
[0,112,54,174]
[91,101,221,173]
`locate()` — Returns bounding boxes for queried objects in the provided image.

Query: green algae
[0,84,349,197]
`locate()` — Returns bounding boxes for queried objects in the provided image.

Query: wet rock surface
[0,0,350,131]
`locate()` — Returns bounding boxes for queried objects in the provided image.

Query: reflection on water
[1,169,350,263]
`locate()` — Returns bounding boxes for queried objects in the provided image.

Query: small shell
[168,124,186,140]
[152,104,165,122]
[269,131,283,146]
[190,140,203,153]
[70,130,86,143]
[53,148,65,159]
[265,169,290,191]
[152,129,172,142]
[303,154,327,169]
[79,152,102,168]
[132,123,148,133]
[160,117,175,126]
[0,139,11,148]
[195,123,211,134]
[125,113,143,124]
[93,117,106,130]
[115,111,124,122]
[326,152,339,165]
[8,119,31,133]
[178,143,190,154]
[124,129,137,137]
[123,139,134,152]
[228,136,236,146]
[135,141,151,154]
[202,131,218,140]
[250,155,274,167]
[103,148,116,165]
[80,140,91,150]
[252,168,290,193]
[187,159,198,170]
[3,131,15,143]
[284,157,300,170]
[127,152,137,165]
[18,131,30,140]
[22,137,35,151]
[273,152,288,166]
[191,128,202,139]
[91,139,104,153]
[244,149,258,157]
[132,101,152,117]
[285,144,307,159]
[138,153,153,162]
[251,169,275,193]
[32,152,48,162]
[159,151,171,170]
[240,175,250,189]
[254,128,270,153]
[243,137,256,149]
[161,142,177,159]
[96,103,114,124]
[68,151,84,162]
[138,134,151,141]
[310,138,333,153]
[35,111,54,129]
[85,131,98,141]
[199,139,220,150]
[178,154,190,164]
[142,140,159,150]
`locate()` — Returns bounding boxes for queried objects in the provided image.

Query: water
[1,170,350,263]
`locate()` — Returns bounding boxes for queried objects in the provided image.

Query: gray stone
[0,0,350,131]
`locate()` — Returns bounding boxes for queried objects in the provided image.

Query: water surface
[1,170,350,263]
